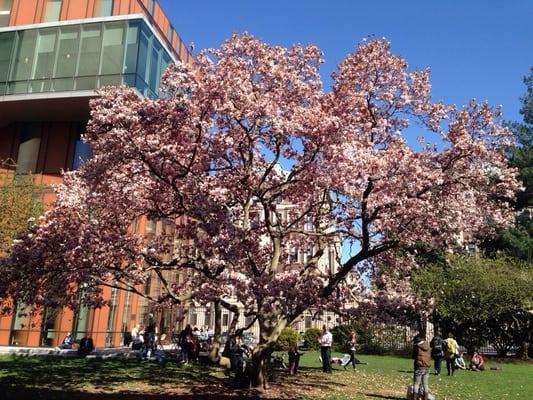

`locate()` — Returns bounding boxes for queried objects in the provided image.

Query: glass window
[72,136,92,170]
[124,21,139,75]
[147,0,154,15]
[0,0,12,27]
[94,0,113,17]
[136,27,150,85]
[167,26,173,43]
[33,28,57,80]
[100,22,124,75]
[10,29,37,82]
[148,41,161,94]
[0,31,15,82]
[54,26,79,78]
[77,24,102,77]
[43,0,62,22]
[16,125,41,174]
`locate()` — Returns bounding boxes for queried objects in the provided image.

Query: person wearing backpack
[444,332,459,376]
[430,330,444,376]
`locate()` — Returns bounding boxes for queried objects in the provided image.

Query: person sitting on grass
[469,351,485,371]
[59,332,73,349]
[454,352,467,371]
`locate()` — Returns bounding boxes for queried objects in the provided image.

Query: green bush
[276,328,299,351]
[303,328,322,350]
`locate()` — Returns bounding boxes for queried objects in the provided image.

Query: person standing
[288,342,302,375]
[319,325,333,373]
[143,312,157,357]
[444,332,459,376]
[412,333,431,400]
[430,330,444,376]
[343,331,362,370]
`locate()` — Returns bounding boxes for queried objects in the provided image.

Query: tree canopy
[0,35,521,386]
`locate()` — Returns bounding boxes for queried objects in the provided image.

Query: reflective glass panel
[54,26,79,78]
[43,0,62,22]
[16,125,41,174]
[34,28,57,79]
[124,21,139,74]
[148,41,161,93]
[78,24,102,76]
[10,29,37,81]
[136,27,150,85]
[0,31,15,81]
[0,0,12,27]
[100,22,124,75]
[94,0,113,17]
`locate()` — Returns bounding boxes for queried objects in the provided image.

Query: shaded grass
[0,352,531,399]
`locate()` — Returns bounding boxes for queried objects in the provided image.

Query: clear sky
[159,0,532,123]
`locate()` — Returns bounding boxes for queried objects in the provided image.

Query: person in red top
[469,351,485,371]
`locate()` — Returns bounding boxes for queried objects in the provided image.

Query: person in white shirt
[319,325,333,373]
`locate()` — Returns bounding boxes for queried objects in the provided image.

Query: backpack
[431,337,443,355]
[444,339,453,353]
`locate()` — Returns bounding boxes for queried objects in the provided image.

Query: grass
[0,351,531,399]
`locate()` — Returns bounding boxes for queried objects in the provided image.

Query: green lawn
[0,351,531,399]
[294,351,533,400]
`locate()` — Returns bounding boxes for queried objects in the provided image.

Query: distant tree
[412,255,533,358]
[275,327,299,351]
[0,161,43,254]
[483,67,533,261]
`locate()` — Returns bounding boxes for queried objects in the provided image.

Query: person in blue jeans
[430,331,444,376]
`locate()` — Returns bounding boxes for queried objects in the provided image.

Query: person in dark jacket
[412,333,431,400]
[430,330,444,376]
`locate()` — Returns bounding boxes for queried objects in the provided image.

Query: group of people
[410,330,486,400]
[429,331,485,375]
[176,324,212,364]
[318,325,367,374]
[58,332,94,356]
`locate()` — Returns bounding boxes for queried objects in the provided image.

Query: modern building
[0,0,194,348]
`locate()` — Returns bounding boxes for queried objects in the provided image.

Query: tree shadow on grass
[0,355,345,399]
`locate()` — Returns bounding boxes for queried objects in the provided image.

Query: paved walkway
[0,344,143,358]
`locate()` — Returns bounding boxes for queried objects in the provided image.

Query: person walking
[430,330,444,376]
[444,332,459,376]
[319,325,333,373]
[412,333,431,400]
[343,331,362,370]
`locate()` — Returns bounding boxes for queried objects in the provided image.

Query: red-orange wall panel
[64,0,91,20]
[12,0,39,25]
[35,0,46,23]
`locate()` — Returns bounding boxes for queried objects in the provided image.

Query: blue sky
[160,0,532,124]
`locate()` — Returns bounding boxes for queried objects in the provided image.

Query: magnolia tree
[1,34,520,387]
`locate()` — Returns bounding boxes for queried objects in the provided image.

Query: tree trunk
[520,341,529,360]
[248,316,288,389]
[250,345,273,390]
[208,300,222,363]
